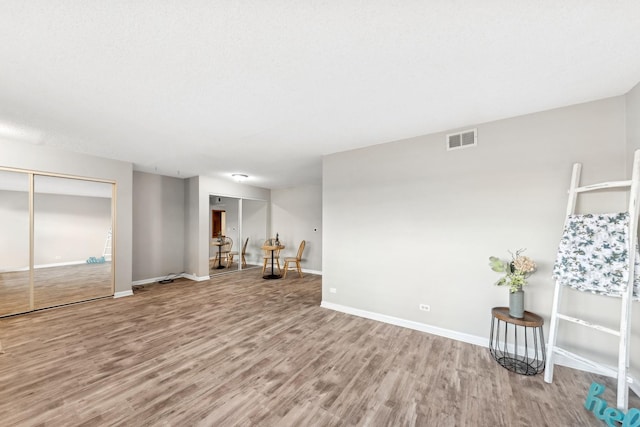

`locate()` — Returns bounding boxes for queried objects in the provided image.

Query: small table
[489,307,546,376]
[211,241,226,269]
[262,244,284,279]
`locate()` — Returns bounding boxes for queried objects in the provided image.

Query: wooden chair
[241,237,249,267]
[227,237,249,268]
[262,239,281,275]
[283,240,305,278]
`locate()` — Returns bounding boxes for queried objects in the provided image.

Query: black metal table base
[214,243,226,269]
[491,353,543,376]
[489,310,546,376]
[263,244,281,280]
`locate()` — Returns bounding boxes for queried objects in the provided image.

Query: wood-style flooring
[0,270,637,426]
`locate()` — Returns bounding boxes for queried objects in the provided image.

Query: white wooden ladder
[544,150,640,410]
[103,227,112,262]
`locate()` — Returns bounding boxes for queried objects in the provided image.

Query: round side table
[489,307,546,376]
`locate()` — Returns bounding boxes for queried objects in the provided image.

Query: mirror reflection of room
[0,170,114,317]
[33,175,113,309]
[209,195,267,275]
[209,195,238,274]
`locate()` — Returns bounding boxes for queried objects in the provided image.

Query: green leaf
[489,256,507,272]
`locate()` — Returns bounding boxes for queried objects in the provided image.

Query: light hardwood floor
[0,270,637,426]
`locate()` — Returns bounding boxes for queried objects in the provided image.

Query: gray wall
[0,139,133,294]
[323,96,638,373]
[271,184,322,272]
[184,177,201,279]
[132,171,185,281]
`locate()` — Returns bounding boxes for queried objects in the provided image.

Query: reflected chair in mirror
[262,238,281,275]
[227,237,249,269]
[283,240,306,278]
[241,237,249,267]
[214,236,233,268]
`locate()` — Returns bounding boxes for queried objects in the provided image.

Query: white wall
[0,139,133,293]
[627,81,640,166]
[271,184,322,272]
[323,96,638,371]
[132,171,185,281]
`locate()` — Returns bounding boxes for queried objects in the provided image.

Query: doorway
[211,209,226,239]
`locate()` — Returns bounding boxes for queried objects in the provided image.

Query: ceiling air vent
[446,128,477,151]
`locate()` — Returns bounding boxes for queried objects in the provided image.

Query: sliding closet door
[241,199,267,269]
[0,170,30,316]
[33,175,113,309]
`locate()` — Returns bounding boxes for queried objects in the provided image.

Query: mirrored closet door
[33,175,114,309]
[0,169,115,317]
[0,170,30,315]
[209,196,267,275]
[240,198,268,270]
[210,196,239,275]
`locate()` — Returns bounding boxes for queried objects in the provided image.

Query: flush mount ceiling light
[231,173,248,183]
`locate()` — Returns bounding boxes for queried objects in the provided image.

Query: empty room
[1,2,640,426]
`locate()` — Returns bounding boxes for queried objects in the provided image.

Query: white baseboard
[302,268,322,275]
[320,301,488,348]
[0,260,93,273]
[36,260,88,268]
[113,290,133,298]
[184,273,211,282]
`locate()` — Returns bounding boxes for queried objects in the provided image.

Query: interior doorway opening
[211,209,226,239]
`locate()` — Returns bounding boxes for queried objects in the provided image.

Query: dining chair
[241,237,249,267]
[227,237,249,268]
[262,238,281,275]
[283,240,306,278]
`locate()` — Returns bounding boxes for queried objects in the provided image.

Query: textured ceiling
[1,1,639,189]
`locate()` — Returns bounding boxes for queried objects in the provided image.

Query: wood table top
[491,307,544,327]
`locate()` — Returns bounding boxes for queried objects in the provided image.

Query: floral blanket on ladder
[553,212,640,300]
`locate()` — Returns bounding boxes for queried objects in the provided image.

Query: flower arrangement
[489,249,537,293]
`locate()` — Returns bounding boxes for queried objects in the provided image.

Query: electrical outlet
[329,288,337,294]
[419,304,430,312]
